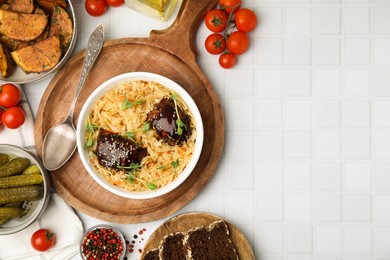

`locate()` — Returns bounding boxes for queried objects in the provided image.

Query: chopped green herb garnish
[117,163,141,171]
[171,91,186,136]
[86,137,93,147]
[171,159,179,169]
[121,97,145,110]
[141,122,150,132]
[146,182,157,190]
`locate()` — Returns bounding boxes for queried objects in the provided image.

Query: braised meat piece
[96,129,147,169]
[147,98,192,146]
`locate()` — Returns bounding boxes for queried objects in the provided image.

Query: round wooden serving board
[141,212,255,259]
[34,0,224,223]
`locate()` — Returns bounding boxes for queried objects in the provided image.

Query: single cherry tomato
[0,83,21,108]
[235,8,257,33]
[205,33,226,55]
[31,229,56,252]
[85,0,107,17]
[219,53,237,69]
[205,9,228,33]
[218,0,241,14]
[2,106,25,129]
[227,31,249,55]
[105,0,124,7]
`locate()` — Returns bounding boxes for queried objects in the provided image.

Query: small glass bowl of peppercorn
[80,224,126,260]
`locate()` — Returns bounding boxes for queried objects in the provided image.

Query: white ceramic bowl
[76,72,204,200]
[0,144,51,235]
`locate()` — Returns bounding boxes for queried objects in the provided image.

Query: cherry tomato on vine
[227,31,249,55]
[235,8,257,32]
[31,229,56,252]
[218,0,241,14]
[105,0,124,7]
[85,0,107,17]
[205,33,226,55]
[219,53,237,69]
[0,84,21,108]
[205,9,228,33]
[2,106,25,129]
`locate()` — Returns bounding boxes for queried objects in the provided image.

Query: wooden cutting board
[34,0,224,223]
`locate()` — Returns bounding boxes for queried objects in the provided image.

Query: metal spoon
[42,24,104,171]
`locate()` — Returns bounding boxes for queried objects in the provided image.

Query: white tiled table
[24,0,390,259]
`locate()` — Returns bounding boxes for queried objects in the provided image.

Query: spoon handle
[67,24,104,123]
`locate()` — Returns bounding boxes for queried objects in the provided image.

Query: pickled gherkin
[0,207,23,219]
[0,157,30,177]
[22,164,40,175]
[0,154,10,166]
[0,185,43,204]
[0,174,43,188]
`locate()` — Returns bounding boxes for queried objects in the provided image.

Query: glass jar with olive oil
[124,0,180,21]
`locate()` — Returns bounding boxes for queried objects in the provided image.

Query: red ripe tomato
[227,31,249,55]
[31,229,56,252]
[218,0,241,14]
[219,53,237,69]
[205,33,226,55]
[205,9,228,33]
[85,0,107,16]
[2,106,25,129]
[235,8,257,32]
[0,83,21,108]
[105,0,124,7]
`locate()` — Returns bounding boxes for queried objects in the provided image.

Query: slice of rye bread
[158,232,187,260]
[184,220,239,260]
[143,248,160,260]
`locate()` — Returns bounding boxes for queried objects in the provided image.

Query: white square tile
[256,38,283,65]
[374,101,390,128]
[284,132,312,158]
[196,192,225,217]
[345,226,372,255]
[225,69,254,96]
[225,130,254,159]
[373,162,390,191]
[256,131,283,158]
[284,39,311,65]
[256,162,283,191]
[203,161,225,192]
[285,8,311,35]
[286,226,313,254]
[315,194,342,222]
[376,226,390,255]
[257,100,283,128]
[374,39,390,65]
[256,226,284,255]
[256,7,283,35]
[287,0,311,3]
[374,7,390,34]
[226,99,254,129]
[315,0,340,3]
[344,38,370,66]
[284,162,312,190]
[314,131,341,159]
[344,131,371,159]
[315,162,342,190]
[374,69,390,97]
[345,163,371,191]
[284,69,312,96]
[256,69,283,96]
[374,131,390,159]
[343,100,371,128]
[374,195,390,223]
[204,68,225,97]
[314,70,341,96]
[286,100,312,128]
[83,10,112,36]
[344,69,370,97]
[344,194,372,222]
[312,39,340,65]
[313,8,341,34]
[315,226,342,254]
[285,194,312,222]
[226,161,254,190]
[227,193,255,223]
[257,194,284,221]
[345,8,370,35]
[314,100,341,128]
[111,6,140,36]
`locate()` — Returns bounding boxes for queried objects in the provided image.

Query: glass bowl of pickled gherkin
[0,144,51,235]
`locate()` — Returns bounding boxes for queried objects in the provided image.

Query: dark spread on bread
[147,98,192,146]
[96,129,147,169]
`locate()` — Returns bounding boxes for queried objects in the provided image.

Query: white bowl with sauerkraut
[76,72,204,199]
